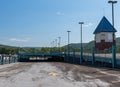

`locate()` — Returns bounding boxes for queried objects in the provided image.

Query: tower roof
[93,16,117,34]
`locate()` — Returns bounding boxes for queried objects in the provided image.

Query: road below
[0,62,120,87]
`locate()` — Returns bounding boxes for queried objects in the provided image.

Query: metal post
[55,39,57,54]
[14,57,16,63]
[108,0,117,68]
[52,41,55,54]
[79,22,84,64]
[67,31,71,63]
[73,48,76,64]
[1,55,4,65]
[9,56,11,64]
[108,0,117,46]
[55,39,57,47]
[53,41,55,47]
[58,37,61,56]
[80,47,83,64]
[64,48,66,62]
[64,48,67,62]
[92,47,95,65]
[50,42,52,55]
[112,45,116,68]
[18,47,20,62]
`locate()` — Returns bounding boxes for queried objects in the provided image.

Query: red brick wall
[95,40,115,51]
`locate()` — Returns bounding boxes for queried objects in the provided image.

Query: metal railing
[60,46,120,68]
[0,54,18,65]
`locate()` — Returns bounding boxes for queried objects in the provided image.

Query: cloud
[9,38,30,42]
[56,11,64,16]
[84,23,93,28]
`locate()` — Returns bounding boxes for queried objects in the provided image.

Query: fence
[0,54,18,65]
[18,46,120,69]
[62,46,120,68]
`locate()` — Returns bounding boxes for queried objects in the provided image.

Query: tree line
[0,46,120,55]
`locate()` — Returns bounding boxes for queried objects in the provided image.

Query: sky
[0,0,120,47]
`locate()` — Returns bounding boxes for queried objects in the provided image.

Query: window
[101,33,105,40]
[108,34,112,40]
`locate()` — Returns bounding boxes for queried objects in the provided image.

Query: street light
[53,41,55,47]
[50,42,53,48]
[50,42,52,55]
[58,37,61,54]
[108,0,117,46]
[67,31,71,62]
[108,0,117,68]
[55,39,57,47]
[78,22,84,64]
[58,37,61,48]
[18,47,21,62]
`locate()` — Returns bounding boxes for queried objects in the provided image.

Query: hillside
[69,43,87,48]
[116,37,120,46]
[68,37,120,49]
[0,44,17,48]
[0,37,120,50]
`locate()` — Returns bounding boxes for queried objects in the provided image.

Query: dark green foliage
[116,37,120,46]
[116,45,120,53]
[65,37,120,52]
[40,47,51,54]
[0,47,18,54]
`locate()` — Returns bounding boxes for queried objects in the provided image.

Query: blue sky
[0,0,120,47]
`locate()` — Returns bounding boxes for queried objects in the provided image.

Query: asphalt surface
[0,62,120,87]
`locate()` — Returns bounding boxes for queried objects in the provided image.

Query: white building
[93,16,117,51]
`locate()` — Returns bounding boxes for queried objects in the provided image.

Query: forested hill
[68,37,120,49]
[0,37,120,54]
[1,37,120,49]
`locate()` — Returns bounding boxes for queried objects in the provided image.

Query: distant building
[93,16,117,51]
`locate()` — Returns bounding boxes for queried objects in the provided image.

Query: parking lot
[0,62,120,87]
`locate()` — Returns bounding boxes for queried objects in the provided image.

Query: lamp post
[108,0,117,46]
[108,0,117,68]
[50,42,52,48]
[67,31,71,62]
[78,22,84,64]
[53,41,55,48]
[50,42,53,55]
[18,47,21,62]
[58,37,61,55]
[55,39,57,47]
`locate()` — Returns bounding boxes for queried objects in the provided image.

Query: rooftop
[93,16,117,34]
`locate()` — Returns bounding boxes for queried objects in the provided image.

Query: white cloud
[9,38,30,42]
[84,23,93,28]
[56,11,64,16]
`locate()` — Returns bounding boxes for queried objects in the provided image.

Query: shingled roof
[93,16,117,34]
